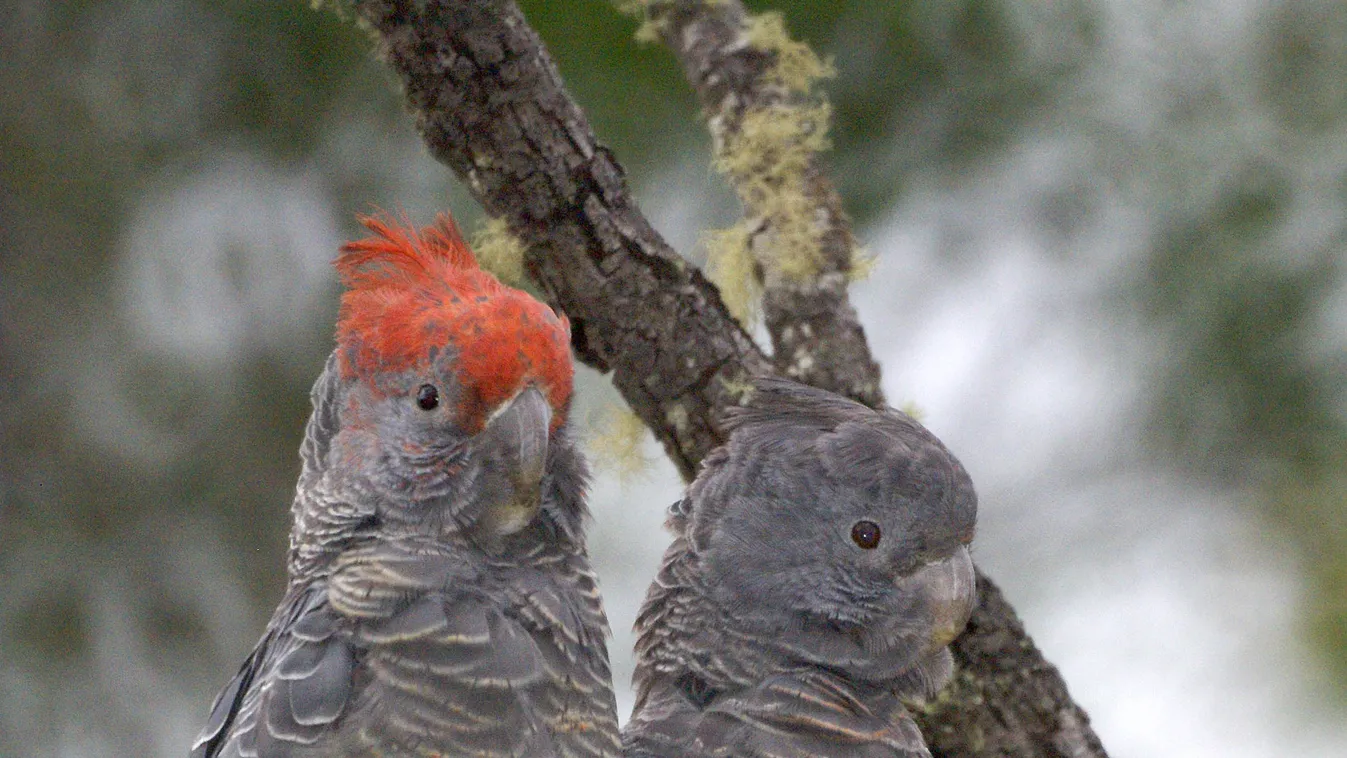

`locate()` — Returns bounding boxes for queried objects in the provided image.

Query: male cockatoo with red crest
[192,213,622,758]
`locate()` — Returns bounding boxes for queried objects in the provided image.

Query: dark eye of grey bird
[415,384,439,410]
[850,520,881,549]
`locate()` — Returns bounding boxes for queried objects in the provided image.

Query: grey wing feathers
[198,547,619,757]
[624,671,929,758]
[509,568,623,758]
[192,587,351,758]
[697,672,930,758]
[331,544,620,757]
[622,682,701,758]
[354,593,554,755]
[191,643,262,758]
[255,603,353,753]
[196,582,559,757]
[355,590,619,757]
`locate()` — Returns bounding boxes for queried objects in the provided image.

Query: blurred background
[3,0,1346,755]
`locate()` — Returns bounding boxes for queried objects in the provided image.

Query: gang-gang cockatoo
[192,214,621,758]
[623,378,978,758]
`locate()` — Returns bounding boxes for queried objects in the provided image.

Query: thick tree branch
[629,0,885,407]
[922,575,1110,758]
[349,2,1108,757]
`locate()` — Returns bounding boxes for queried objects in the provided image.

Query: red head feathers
[335,213,572,431]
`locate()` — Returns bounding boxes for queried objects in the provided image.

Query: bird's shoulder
[702,669,931,757]
[491,542,624,756]
[633,668,930,758]
[631,532,760,704]
[197,541,620,758]
[191,585,351,758]
[336,539,621,757]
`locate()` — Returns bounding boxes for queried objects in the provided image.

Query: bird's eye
[415,384,439,411]
[851,520,882,549]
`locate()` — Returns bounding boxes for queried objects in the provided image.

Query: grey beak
[899,545,977,650]
[478,386,552,535]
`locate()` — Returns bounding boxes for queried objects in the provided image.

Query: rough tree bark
[349,1,1110,756]
[626,0,885,408]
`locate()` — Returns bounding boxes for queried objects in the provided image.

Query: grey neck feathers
[287,352,372,583]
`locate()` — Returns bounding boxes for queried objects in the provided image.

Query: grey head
[679,377,978,690]
[286,343,591,583]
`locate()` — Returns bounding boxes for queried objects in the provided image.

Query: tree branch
[349,1,1109,756]
[922,575,1110,758]
[626,0,884,407]
[628,4,1108,756]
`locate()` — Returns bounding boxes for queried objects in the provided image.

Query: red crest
[334,213,572,430]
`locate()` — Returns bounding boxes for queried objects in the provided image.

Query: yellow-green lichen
[312,0,379,40]
[744,11,836,95]
[612,0,671,44]
[588,404,652,482]
[848,244,877,282]
[899,400,927,422]
[717,373,758,404]
[470,216,527,287]
[714,102,831,184]
[703,222,761,326]
[764,184,821,280]
[633,19,666,44]
[309,0,346,14]
[665,402,690,435]
[611,4,850,287]
[713,102,833,280]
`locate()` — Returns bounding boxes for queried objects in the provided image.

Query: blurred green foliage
[2,0,1346,754]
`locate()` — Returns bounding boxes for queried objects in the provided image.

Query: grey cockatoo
[192,214,622,757]
[623,378,978,758]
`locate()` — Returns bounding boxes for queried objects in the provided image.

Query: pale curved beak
[899,545,976,650]
[478,386,551,535]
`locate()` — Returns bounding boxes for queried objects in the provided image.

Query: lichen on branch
[471,216,527,287]
[742,11,836,94]
[703,221,759,326]
[713,101,832,281]
[615,0,884,408]
[700,8,841,296]
[587,404,654,483]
